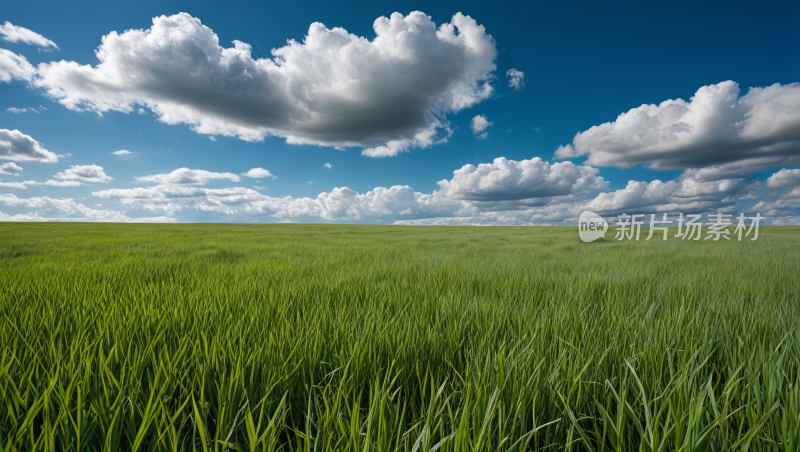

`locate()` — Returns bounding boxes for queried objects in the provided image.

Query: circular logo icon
[579,211,608,242]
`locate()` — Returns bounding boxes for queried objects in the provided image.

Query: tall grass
[1,223,798,451]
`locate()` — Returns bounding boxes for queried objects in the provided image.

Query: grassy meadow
[1,223,799,451]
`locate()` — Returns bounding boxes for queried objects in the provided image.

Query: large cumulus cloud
[438,157,607,202]
[556,81,800,174]
[34,12,497,156]
[0,129,59,163]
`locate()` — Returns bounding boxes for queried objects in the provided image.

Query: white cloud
[92,185,205,215]
[54,164,113,183]
[0,178,82,189]
[0,48,35,82]
[748,177,800,216]
[393,202,580,226]
[0,193,174,222]
[749,198,800,218]
[43,180,82,187]
[34,12,497,156]
[471,114,492,139]
[359,117,451,157]
[209,136,216,141]
[0,180,31,189]
[771,216,800,226]
[0,162,22,175]
[91,169,774,225]
[136,167,240,185]
[324,163,333,169]
[111,149,132,155]
[0,129,59,162]
[766,168,800,188]
[94,183,467,220]
[6,107,38,114]
[242,168,276,179]
[0,22,58,49]
[93,157,611,224]
[584,174,748,214]
[556,81,800,174]
[679,161,775,182]
[506,68,525,90]
[437,157,606,202]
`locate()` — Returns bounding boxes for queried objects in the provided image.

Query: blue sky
[1,0,799,224]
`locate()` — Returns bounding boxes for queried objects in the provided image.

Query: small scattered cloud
[324,163,333,169]
[137,167,241,185]
[771,216,800,226]
[54,164,113,183]
[209,136,216,141]
[0,129,59,162]
[242,168,276,179]
[740,183,800,218]
[471,115,492,139]
[506,68,526,90]
[532,126,540,132]
[0,162,22,175]
[0,21,59,49]
[0,49,35,82]
[44,179,82,187]
[6,107,38,114]
[111,150,132,155]
[0,178,83,189]
[0,180,31,189]
[767,168,800,188]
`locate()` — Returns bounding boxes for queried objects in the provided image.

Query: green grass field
[1,223,799,451]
